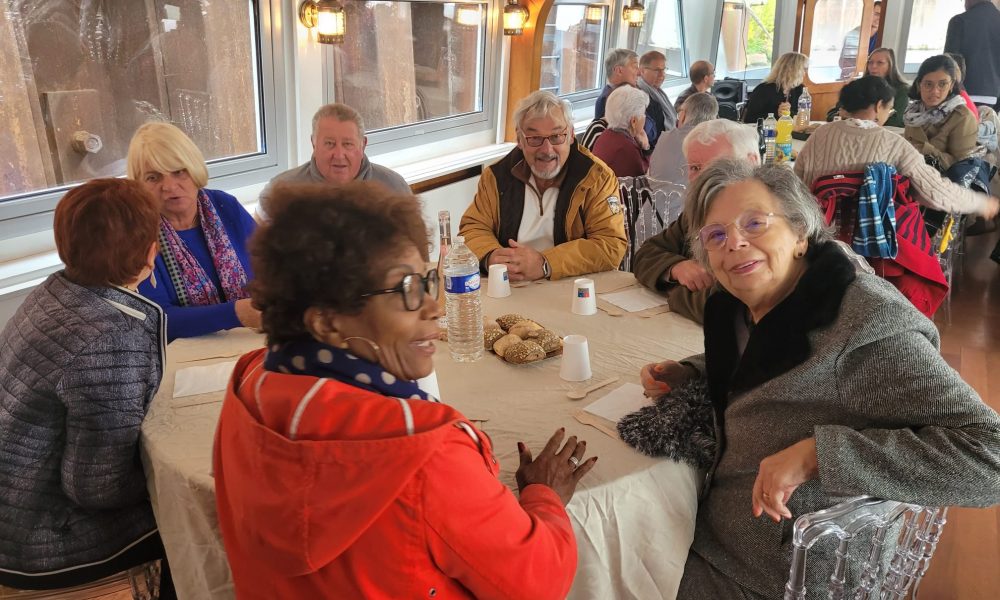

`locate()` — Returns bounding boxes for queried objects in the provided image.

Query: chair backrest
[784,496,948,600]
[616,175,686,272]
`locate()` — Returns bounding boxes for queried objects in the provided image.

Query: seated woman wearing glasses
[214,182,596,599]
[638,161,1000,599]
[903,55,980,173]
[795,76,999,219]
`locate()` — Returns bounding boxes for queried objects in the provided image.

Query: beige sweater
[794,119,988,215]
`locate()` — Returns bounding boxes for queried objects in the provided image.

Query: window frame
[542,0,617,110]
[896,0,962,75]
[634,0,689,85]
[322,0,502,154]
[0,0,288,241]
[709,0,783,83]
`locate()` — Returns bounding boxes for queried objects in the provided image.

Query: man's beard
[529,154,562,181]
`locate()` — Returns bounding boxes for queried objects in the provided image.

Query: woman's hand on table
[235,298,262,330]
[751,437,819,522]
[516,428,597,506]
[640,360,696,397]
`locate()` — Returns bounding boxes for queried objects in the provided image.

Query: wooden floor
[919,230,1000,600]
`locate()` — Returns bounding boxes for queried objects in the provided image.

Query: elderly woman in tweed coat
[639,160,1000,599]
[0,179,174,596]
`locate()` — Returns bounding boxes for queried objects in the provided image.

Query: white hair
[605,86,649,129]
[680,93,719,126]
[682,119,760,164]
[513,90,575,135]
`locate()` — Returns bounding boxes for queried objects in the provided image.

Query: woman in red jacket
[592,85,651,177]
[213,181,597,599]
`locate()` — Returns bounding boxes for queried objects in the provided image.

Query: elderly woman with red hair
[0,179,174,596]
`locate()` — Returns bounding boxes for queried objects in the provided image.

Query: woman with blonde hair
[742,52,809,123]
[127,122,260,340]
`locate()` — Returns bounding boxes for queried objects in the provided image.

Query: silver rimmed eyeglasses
[698,210,787,251]
[360,268,439,311]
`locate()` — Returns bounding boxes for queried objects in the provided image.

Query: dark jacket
[742,83,804,123]
[678,241,1000,598]
[0,273,165,575]
[944,1,1000,101]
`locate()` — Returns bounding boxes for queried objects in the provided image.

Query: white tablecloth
[141,270,705,599]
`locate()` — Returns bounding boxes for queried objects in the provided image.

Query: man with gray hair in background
[459,90,627,281]
[595,48,640,119]
[647,92,720,185]
[633,119,760,323]
[257,103,409,219]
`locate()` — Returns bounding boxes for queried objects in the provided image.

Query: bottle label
[445,273,481,294]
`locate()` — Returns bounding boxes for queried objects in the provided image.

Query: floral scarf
[158,190,249,307]
[264,338,438,402]
[903,95,967,129]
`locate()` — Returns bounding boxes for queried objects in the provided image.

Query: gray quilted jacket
[0,272,165,575]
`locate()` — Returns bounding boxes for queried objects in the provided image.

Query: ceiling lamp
[622,0,645,28]
[299,0,347,44]
[503,0,530,36]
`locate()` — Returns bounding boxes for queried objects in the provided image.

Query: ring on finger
[568,456,580,468]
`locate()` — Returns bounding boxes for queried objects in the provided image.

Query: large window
[902,0,963,73]
[715,0,776,79]
[0,0,275,225]
[636,0,686,80]
[540,2,609,98]
[805,0,864,84]
[324,1,496,145]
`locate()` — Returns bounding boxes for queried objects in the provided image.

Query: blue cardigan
[139,189,257,341]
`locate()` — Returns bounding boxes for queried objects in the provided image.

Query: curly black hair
[249,181,427,344]
[839,75,894,113]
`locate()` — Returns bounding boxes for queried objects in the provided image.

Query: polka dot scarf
[263,338,437,402]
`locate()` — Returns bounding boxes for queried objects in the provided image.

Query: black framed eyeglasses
[698,211,786,251]
[360,269,439,311]
[522,132,568,147]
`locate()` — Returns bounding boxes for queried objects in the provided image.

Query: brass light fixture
[503,0,529,35]
[622,0,645,28]
[584,4,604,23]
[299,0,347,44]
[454,3,482,27]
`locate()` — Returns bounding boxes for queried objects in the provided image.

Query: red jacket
[213,349,577,599]
[592,128,649,178]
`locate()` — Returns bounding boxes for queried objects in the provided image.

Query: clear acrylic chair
[0,561,161,600]
[784,496,947,600]
[616,175,686,272]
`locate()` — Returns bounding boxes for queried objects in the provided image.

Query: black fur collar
[702,240,858,417]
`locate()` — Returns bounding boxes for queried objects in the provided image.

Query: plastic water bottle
[796,87,812,129]
[443,236,483,362]
[435,211,452,329]
[762,113,777,166]
[776,107,794,164]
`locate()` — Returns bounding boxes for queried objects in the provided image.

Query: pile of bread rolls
[484,314,563,364]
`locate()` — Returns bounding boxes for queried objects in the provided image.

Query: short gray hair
[684,160,832,266]
[682,118,760,163]
[680,93,719,126]
[604,48,638,82]
[312,103,366,139]
[513,90,574,135]
[605,85,649,129]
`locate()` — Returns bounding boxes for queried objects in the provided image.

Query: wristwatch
[542,258,551,279]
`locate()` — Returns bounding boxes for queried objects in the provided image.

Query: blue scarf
[264,338,438,402]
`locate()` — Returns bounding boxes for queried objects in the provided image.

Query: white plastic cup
[559,335,592,381]
[487,264,511,298]
[571,278,597,315]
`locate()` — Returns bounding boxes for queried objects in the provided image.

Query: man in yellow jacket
[459,90,628,281]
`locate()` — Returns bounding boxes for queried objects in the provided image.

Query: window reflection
[807,0,864,83]
[0,0,261,201]
[715,0,776,77]
[540,4,607,97]
[332,1,485,131]
[903,0,962,72]
[636,0,687,78]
